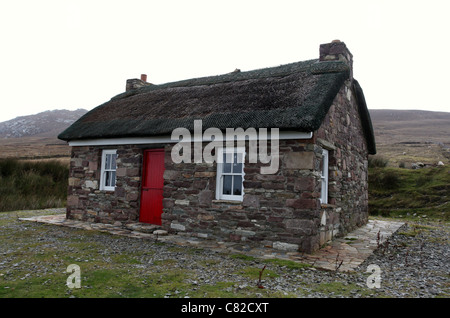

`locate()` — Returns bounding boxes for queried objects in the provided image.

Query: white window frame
[216,147,245,201]
[320,149,329,204]
[100,149,117,191]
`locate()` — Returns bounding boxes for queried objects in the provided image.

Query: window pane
[321,179,327,203]
[232,175,242,195]
[222,175,232,195]
[111,171,116,187]
[105,154,111,170]
[232,152,243,173]
[319,157,324,176]
[105,171,110,187]
[235,152,244,163]
[111,154,117,169]
[223,153,231,173]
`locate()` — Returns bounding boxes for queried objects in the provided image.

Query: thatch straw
[58,58,375,154]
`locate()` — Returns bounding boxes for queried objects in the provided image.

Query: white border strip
[68,131,313,147]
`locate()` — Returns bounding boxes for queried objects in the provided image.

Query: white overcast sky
[1,0,449,122]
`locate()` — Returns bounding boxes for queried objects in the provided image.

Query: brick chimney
[319,40,353,78]
[126,74,151,92]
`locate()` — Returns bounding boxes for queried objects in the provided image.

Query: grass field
[0,154,448,298]
[368,164,449,220]
[0,210,312,298]
[374,143,449,168]
[0,136,70,160]
[0,158,68,212]
[1,209,448,298]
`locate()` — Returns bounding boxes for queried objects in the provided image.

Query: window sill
[212,199,243,205]
[100,189,116,193]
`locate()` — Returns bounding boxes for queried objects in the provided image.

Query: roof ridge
[111,58,320,101]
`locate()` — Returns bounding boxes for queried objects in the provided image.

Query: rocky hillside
[0,109,87,139]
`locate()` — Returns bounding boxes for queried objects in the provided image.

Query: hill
[0,109,87,160]
[0,109,87,139]
[369,109,450,167]
[369,109,450,144]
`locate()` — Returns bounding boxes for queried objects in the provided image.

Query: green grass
[230,254,311,271]
[234,266,279,280]
[368,165,450,220]
[2,210,448,298]
[0,158,68,212]
[230,254,256,261]
[263,258,312,270]
[1,158,447,297]
[0,211,311,298]
[368,156,389,168]
[307,281,378,297]
[397,223,442,238]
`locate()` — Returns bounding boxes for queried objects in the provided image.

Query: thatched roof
[58,58,376,154]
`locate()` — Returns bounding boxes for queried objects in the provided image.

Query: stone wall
[161,138,325,253]
[66,79,370,253]
[315,79,370,244]
[162,79,370,253]
[67,145,143,224]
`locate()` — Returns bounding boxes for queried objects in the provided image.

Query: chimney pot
[141,74,147,82]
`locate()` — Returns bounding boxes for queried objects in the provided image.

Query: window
[216,147,245,201]
[100,149,117,191]
[320,149,329,204]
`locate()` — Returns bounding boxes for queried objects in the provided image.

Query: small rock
[153,230,168,236]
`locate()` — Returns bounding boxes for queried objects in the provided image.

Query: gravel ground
[0,210,449,298]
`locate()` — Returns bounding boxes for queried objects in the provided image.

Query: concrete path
[19,209,405,272]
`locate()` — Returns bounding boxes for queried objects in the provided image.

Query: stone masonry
[162,138,321,252]
[66,76,370,254]
[160,79,369,253]
[67,145,143,224]
[67,79,368,253]
[315,80,370,250]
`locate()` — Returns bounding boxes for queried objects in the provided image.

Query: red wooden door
[139,149,165,225]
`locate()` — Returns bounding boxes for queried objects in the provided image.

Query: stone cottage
[58,40,376,253]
